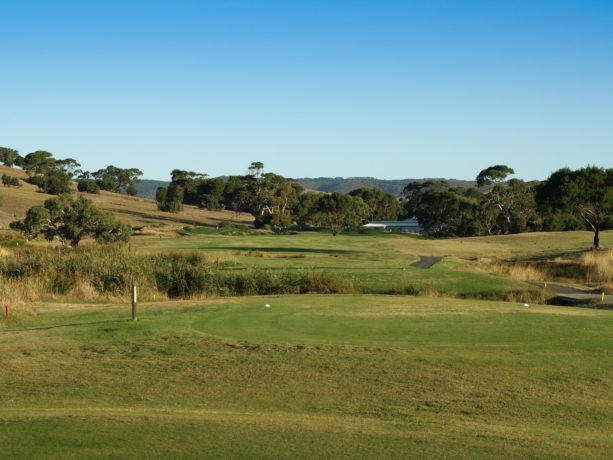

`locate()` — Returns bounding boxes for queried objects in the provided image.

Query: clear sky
[1,0,612,181]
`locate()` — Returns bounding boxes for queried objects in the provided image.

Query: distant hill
[135,177,475,198]
[136,179,170,198]
[295,177,475,196]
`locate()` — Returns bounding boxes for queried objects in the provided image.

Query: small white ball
[523,303,529,307]
[265,304,271,308]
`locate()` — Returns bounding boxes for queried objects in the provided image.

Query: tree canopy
[476,165,515,188]
[309,192,369,235]
[475,165,537,235]
[22,151,59,175]
[403,181,481,237]
[10,195,131,247]
[536,166,613,248]
[91,166,143,195]
[0,147,22,167]
[349,187,401,221]
[17,151,81,195]
[156,184,184,212]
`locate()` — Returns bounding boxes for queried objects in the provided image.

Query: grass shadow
[2,318,130,334]
[218,246,357,255]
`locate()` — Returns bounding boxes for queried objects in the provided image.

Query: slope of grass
[0,165,253,229]
[1,295,612,458]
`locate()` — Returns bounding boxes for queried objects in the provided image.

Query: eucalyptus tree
[349,187,401,221]
[11,194,131,246]
[0,147,21,167]
[310,192,369,236]
[537,166,613,249]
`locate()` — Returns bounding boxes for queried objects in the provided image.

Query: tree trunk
[594,227,600,250]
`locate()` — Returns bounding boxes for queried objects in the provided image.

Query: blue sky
[1,0,612,181]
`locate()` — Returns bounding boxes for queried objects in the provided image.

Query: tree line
[2,145,612,248]
[154,161,401,235]
[404,165,613,249]
[0,147,142,196]
[154,161,612,248]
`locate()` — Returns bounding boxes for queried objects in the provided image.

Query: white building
[362,219,421,233]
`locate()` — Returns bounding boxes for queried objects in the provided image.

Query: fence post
[132,284,138,321]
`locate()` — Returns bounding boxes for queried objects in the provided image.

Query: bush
[2,174,21,188]
[28,170,72,195]
[77,179,100,194]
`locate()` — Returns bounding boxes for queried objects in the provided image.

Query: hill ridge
[135,177,475,198]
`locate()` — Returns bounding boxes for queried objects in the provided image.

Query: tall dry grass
[0,245,346,304]
[487,262,547,281]
[581,249,613,285]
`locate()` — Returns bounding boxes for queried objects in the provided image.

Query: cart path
[531,282,613,305]
[411,256,443,269]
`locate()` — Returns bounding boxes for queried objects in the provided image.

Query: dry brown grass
[0,165,253,230]
[581,249,613,284]
[0,275,47,306]
[486,262,547,281]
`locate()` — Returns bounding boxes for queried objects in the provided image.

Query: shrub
[28,170,72,194]
[2,174,21,188]
[77,179,100,194]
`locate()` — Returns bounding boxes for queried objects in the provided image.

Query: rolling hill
[0,166,253,229]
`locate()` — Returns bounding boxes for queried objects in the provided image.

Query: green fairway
[129,230,613,296]
[1,295,612,458]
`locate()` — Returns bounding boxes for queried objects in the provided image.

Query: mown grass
[1,295,612,458]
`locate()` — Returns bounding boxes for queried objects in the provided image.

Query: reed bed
[0,246,345,305]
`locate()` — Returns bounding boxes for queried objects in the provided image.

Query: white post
[132,284,138,321]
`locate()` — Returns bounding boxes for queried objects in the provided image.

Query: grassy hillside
[0,166,253,229]
[1,295,612,458]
